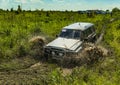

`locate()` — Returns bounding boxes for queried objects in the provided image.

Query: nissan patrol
[44,22,96,60]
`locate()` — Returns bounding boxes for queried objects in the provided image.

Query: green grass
[0,10,120,84]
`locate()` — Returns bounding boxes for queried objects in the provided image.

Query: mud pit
[29,36,108,68]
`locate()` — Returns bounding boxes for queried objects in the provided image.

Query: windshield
[59,29,81,39]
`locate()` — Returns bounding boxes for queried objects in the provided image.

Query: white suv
[44,22,96,60]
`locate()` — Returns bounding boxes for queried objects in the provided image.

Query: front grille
[44,47,65,57]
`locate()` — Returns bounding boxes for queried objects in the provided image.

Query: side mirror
[56,35,58,37]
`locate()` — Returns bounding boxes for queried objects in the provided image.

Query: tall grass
[0,10,120,85]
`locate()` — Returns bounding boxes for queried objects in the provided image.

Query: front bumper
[44,47,75,60]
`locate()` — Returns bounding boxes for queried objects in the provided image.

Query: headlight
[52,51,55,56]
[59,53,64,56]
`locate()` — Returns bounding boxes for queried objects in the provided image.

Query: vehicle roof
[63,22,94,31]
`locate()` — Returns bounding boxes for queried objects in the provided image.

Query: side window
[88,27,94,35]
[82,25,95,39]
[83,27,93,38]
[84,29,89,37]
[89,26,95,33]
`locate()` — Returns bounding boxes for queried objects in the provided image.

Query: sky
[0,0,120,11]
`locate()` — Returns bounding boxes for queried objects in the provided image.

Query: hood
[46,37,82,51]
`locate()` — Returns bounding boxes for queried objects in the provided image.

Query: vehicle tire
[92,35,97,43]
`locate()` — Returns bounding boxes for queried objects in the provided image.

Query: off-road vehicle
[44,22,96,60]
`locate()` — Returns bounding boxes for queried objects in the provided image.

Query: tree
[0,9,3,11]
[11,8,13,12]
[17,5,22,13]
[112,7,120,16]
[106,9,110,13]
[112,7,120,13]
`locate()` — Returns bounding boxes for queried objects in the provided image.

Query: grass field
[0,9,120,85]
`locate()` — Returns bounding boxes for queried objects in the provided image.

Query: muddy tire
[92,35,97,43]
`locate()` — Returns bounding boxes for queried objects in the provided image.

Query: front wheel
[92,35,97,43]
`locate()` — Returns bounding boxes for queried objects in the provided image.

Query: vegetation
[0,6,120,84]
